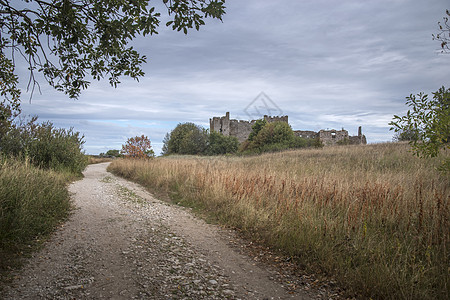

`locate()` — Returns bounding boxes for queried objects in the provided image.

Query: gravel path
[2,162,316,299]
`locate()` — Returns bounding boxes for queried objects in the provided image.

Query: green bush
[289,135,308,148]
[206,131,239,155]
[390,86,450,173]
[163,122,208,155]
[247,118,267,141]
[28,122,87,173]
[0,102,18,141]
[241,121,314,154]
[0,118,87,174]
[162,120,320,157]
[253,121,293,146]
[105,149,121,157]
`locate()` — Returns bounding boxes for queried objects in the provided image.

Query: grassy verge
[0,157,75,287]
[108,143,449,299]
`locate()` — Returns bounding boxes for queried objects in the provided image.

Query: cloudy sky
[18,0,449,155]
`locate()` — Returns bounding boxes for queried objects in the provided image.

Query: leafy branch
[0,0,226,101]
[389,87,450,172]
[433,9,450,53]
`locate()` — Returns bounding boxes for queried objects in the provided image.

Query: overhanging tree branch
[433,9,450,53]
[0,0,226,102]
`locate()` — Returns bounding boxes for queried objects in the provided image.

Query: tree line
[161,120,322,156]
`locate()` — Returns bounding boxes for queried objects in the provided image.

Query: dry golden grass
[87,156,114,164]
[108,143,449,299]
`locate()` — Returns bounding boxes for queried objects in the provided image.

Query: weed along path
[3,162,317,299]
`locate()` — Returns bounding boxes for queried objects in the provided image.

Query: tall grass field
[108,143,449,299]
[0,157,73,285]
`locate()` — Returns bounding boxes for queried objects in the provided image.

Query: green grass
[0,157,75,288]
[108,143,449,299]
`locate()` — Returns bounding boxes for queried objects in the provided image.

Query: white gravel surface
[2,162,317,299]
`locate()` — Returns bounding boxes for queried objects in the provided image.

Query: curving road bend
[3,162,312,299]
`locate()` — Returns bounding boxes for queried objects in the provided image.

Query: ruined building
[309,127,367,146]
[210,112,289,143]
[210,112,367,145]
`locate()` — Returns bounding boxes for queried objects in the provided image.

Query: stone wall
[349,134,367,145]
[210,112,288,143]
[264,115,288,123]
[229,120,255,143]
[294,130,318,139]
[318,129,349,146]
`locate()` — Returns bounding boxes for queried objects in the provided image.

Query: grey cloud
[16,0,450,154]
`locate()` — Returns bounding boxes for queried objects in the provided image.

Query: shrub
[247,118,267,141]
[206,131,239,155]
[390,86,450,172]
[392,129,421,142]
[253,121,293,146]
[163,122,208,155]
[0,102,19,141]
[0,118,87,174]
[242,121,312,154]
[27,122,87,173]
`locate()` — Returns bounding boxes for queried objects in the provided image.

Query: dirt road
[3,162,316,299]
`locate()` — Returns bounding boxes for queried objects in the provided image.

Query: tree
[247,118,267,142]
[250,121,295,152]
[254,121,294,146]
[240,121,313,154]
[164,122,207,155]
[392,129,420,142]
[0,51,21,137]
[388,12,450,172]
[389,86,449,172]
[121,135,154,158]
[105,149,121,157]
[0,0,226,102]
[0,101,16,140]
[161,132,170,155]
[433,9,450,53]
[206,131,238,155]
[0,50,21,104]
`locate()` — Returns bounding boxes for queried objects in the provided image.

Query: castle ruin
[210,112,367,145]
[210,112,289,143]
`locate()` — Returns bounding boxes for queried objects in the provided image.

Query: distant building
[311,127,366,146]
[210,112,288,143]
[210,112,367,145]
